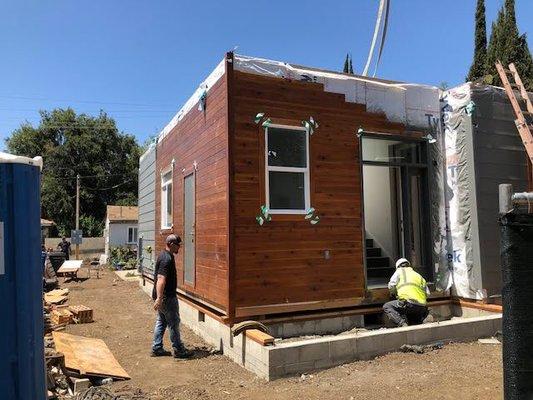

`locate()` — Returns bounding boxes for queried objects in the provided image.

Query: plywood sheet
[45,288,69,305]
[52,332,130,380]
[57,260,83,273]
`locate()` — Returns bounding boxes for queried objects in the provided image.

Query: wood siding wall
[231,71,406,315]
[155,73,229,312]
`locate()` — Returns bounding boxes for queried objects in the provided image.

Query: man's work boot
[173,346,193,359]
[150,348,171,357]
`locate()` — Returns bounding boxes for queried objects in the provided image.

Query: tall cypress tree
[485,0,533,89]
[349,54,354,74]
[343,53,350,73]
[466,0,487,82]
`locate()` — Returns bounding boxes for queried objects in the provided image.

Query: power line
[0,94,176,108]
[45,172,138,180]
[83,179,136,191]
[0,107,174,114]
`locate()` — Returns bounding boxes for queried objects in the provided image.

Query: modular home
[143,52,452,321]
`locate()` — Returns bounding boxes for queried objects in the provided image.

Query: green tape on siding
[254,112,265,124]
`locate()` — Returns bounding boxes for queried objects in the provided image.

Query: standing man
[151,234,191,358]
[383,258,430,327]
[58,237,71,260]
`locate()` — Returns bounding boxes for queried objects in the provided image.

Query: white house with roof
[104,205,138,256]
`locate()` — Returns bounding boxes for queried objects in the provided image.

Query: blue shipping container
[0,156,46,400]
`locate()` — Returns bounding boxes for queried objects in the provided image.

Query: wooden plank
[226,52,236,324]
[235,297,365,318]
[52,332,130,380]
[245,329,274,346]
[44,289,69,305]
[456,299,502,313]
[57,260,82,274]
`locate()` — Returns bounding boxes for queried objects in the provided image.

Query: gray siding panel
[138,145,157,277]
[472,86,529,296]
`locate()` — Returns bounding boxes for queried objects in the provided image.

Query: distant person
[383,258,430,327]
[57,237,71,260]
[41,245,47,270]
[151,234,191,359]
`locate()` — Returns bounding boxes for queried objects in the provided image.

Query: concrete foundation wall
[268,314,501,379]
[140,279,270,378]
[140,279,501,381]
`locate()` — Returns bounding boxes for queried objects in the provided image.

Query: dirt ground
[61,269,503,400]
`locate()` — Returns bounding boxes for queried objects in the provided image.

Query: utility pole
[75,174,80,260]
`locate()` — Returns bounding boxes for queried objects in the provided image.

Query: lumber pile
[51,308,73,325]
[69,305,93,324]
[43,286,135,399]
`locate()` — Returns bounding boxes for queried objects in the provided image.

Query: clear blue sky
[1,0,532,150]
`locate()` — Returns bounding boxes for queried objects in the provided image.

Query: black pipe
[500,212,533,399]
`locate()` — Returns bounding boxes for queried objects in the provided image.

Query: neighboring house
[40,218,55,241]
[104,205,139,256]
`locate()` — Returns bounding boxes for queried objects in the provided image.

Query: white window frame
[265,124,310,214]
[160,166,173,229]
[127,226,138,244]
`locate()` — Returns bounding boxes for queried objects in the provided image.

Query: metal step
[365,238,374,248]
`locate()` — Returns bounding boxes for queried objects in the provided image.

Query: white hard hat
[395,258,411,268]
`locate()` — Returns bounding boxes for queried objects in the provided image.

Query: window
[161,169,173,228]
[362,137,425,164]
[127,226,138,244]
[265,125,310,213]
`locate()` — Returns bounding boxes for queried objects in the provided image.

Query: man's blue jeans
[152,296,184,352]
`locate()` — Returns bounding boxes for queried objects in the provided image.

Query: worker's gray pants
[383,300,428,327]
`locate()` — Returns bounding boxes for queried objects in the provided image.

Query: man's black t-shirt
[58,241,71,260]
[152,250,177,300]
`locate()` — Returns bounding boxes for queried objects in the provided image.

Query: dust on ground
[62,269,503,400]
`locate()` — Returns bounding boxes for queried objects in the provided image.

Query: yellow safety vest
[396,267,427,305]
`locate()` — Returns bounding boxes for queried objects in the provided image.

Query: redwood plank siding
[231,71,405,311]
[155,73,229,312]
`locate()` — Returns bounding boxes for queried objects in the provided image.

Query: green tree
[5,108,141,236]
[485,0,533,89]
[343,53,354,74]
[343,53,350,73]
[466,0,487,82]
[79,215,105,237]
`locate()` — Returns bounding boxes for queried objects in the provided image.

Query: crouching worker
[151,234,191,359]
[383,258,430,327]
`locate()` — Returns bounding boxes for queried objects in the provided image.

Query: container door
[183,173,195,285]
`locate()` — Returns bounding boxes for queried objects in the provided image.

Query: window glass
[162,171,172,184]
[268,128,307,168]
[128,227,138,243]
[165,184,172,225]
[269,171,305,210]
[161,169,173,228]
[362,138,424,164]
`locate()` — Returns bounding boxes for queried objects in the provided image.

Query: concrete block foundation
[139,279,501,380]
